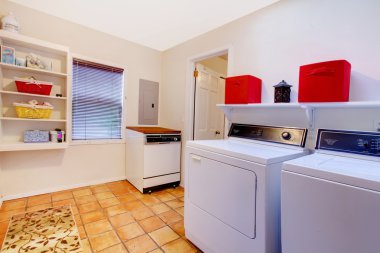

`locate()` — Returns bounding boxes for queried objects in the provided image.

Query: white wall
[0,0,162,199]
[2,0,380,198]
[161,0,380,127]
[1,145,125,199]
[161,0,380,183]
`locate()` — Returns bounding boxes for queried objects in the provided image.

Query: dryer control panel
[317,129,380,157]
[228,124,307,147]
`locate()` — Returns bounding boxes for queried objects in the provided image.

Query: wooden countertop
[126,126,181,134]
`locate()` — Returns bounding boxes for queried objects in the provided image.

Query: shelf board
[0,90,67,100]
[0,142,68,152]
[298,101,380,108]
[0,29,69,55]
[0,62,68,77]
[217,101,380,130]
[217,101,380,109]
[217,103,302,109]
[0,117,66,122]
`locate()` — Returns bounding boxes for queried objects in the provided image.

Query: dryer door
[188,153,257,238]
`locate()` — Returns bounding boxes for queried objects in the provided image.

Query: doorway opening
[192,52,229,140]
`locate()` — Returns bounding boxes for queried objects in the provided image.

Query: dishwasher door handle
[191,155,202,161]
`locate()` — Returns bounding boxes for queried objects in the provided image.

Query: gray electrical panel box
[138,79,159,125]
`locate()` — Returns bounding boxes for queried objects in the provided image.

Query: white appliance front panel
[143,143,181,178]
[188,153,257,239]
[282,171,380,253]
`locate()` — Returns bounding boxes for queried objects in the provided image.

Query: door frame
[185,46,234,142]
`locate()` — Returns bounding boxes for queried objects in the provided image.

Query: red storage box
[298,60,351,102]
[15,77,53,96]
[225,75,262,104]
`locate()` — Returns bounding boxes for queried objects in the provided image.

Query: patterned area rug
[1,206,82,253]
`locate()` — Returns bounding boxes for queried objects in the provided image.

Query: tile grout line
[1,182,187,253]
[72,188,95,253]
[121,192,162,252]
[91,185,129,253]
[113,189,182,253]
[113,187,170,252]
[98,182,154,252]
[145,192,184,252]
[103,186,134,253]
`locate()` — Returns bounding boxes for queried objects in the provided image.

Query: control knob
[281,131,292,140]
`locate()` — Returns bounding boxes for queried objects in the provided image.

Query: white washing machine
[185,124,309,253]
[282,129,380,253]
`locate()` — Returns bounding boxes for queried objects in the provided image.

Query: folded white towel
[28,99,38,105]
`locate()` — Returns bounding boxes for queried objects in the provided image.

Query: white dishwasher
[126,127,181,193]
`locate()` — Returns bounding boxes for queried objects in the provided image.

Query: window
[72,58,124,140]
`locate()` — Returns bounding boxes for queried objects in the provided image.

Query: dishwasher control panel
[146,134,181,144]
[317,129,380,157]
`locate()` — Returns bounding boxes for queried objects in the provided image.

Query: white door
[194,64,225,140]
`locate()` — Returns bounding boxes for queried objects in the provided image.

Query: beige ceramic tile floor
[0,180,201,253]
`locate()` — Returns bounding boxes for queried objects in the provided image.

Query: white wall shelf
[217,101,380,109]
[0,117,66,122]
[0,63,68,78]
[0,30,71,151]
[298,101,380,108]
[217,103,302,109]
[0,142,68,152]
[0,30,69,55]
[217,101,380,129]
[0,90,67,100]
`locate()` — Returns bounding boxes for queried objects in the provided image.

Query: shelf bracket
[303,106,315,130]
[217,105,233,122]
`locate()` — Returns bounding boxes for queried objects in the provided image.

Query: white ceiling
[9,0,279,51]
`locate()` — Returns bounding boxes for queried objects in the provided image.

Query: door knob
[215,131,221,135]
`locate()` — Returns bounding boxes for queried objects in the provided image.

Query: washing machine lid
[187,139,308,165]
[283,153,380,192]
[284,129,380,191]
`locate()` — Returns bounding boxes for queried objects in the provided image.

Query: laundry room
[0,0,380,253]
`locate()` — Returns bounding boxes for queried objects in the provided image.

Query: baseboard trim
[3,176,127,201]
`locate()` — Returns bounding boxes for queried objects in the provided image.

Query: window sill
[70,139,125,146]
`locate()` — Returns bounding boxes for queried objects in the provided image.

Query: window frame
[70,53,126,145]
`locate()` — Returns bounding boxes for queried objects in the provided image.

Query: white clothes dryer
[282,129,380,253]
[185,124,309,253]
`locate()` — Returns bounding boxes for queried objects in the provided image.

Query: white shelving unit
[0,90,67,100]
[217,101,380,110]
[0,62,68,77]
[0,142,69,152]
[217,101,380,129]
[0,30,70,151]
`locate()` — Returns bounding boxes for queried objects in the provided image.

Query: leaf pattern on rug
[1,206,82,253]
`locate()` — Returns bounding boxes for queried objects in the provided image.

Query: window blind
[72,58,124,140]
